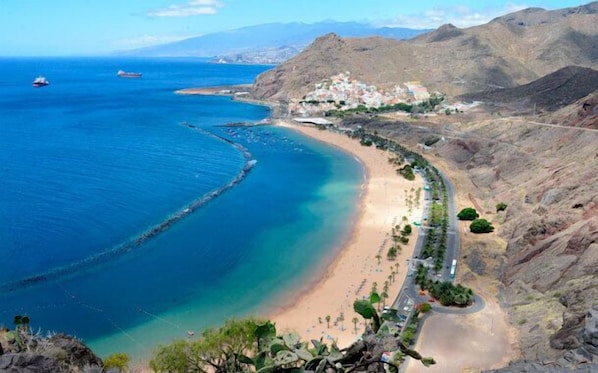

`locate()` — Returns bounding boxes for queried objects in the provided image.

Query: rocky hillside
[336,89,597,367]
[0,327,102,372]
[252,2,598,100]
[541,91,598,129]
[459,66,598,114]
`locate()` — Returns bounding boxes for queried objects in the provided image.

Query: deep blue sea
[0,58,362,359]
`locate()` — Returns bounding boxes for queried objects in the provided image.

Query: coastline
[268,119,425,348]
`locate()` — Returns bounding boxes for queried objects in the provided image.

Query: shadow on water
[0,123,256,293]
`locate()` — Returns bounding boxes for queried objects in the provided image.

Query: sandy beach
[269,120,425,348]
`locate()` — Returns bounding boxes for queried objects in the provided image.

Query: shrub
[457,207,479,221]
[417,303,432,313]
[103,353,129,372]
[496,202,508,212]
[470,218,494,233]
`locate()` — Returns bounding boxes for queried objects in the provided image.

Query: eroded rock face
[48,333,102,368]
[0,332,102,372]
[562,306,598,364]
[0,353,59,373]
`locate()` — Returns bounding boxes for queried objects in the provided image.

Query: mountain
[458,66,598,113]
[120,21,429,64]
[252,2,598,99]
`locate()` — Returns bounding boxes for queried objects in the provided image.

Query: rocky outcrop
[0,330,102,372]
[0,353,60,372]
[485,306,598,372]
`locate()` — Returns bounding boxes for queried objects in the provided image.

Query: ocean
[0,58,363,359]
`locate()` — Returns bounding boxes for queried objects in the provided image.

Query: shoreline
[267,119,425,348]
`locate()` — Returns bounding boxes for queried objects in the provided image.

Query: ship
[117,70,142,78]
[32,76,49,87]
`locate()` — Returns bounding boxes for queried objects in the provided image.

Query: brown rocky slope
[332,96,598,367]
[252,2,598,100]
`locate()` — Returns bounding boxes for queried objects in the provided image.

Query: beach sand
[269,120,425,348]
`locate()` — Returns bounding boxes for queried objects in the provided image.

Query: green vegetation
[457,207,479,221]
[354,298,382,333]
[324,95,445,118]
[12,315,30,333]
[416,303,432,313]
[103,353,129,372]
[397,164,415,180]
[151,315,434,373]
[414,264,474,307]
[496,202,508,212]
[470,218,495,233]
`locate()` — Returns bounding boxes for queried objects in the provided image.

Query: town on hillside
[288,72,435,116]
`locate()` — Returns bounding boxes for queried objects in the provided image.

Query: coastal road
[436,167,461,282]
[387,161,481,372]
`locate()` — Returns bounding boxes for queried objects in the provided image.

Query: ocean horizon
[0,57,363,359]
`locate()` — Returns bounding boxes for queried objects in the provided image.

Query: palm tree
[13,315,23,331]
[352,317,359,333]
[381,291,389,308]
[21,316,30,334]
[325,315,331,329]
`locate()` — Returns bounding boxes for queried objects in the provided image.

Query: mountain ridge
[252,2,598,99]
[119,21,429,64]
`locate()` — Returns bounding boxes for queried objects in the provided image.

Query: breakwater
[1,124,256,293]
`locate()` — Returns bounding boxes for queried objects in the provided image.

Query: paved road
[388,162,481,372]
[436,167,461,282]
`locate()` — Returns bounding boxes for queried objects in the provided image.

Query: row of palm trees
[414,264,474,307]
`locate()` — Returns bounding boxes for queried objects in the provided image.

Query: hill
[458,66,598,113]
[324,92,598,368]
[252,2,598,99]
[120,21,429,64]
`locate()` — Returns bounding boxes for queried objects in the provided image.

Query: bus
[449,259,457,278]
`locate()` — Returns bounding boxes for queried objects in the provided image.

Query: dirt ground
[406,282,518,373]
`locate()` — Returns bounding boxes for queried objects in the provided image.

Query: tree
[325,315,331,329]
[103,353,129,372]
[496,202,508,212]
[352,317,359,332]
[152,316,434,372]
[417,303,432,313]
[151,318,262,373]
[470,218,494,233]
[457,207,479,221]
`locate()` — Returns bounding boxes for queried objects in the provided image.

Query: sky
[0,0,592,56]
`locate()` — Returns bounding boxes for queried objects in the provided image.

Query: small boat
[117,70,142,78]
[32,76,49,87]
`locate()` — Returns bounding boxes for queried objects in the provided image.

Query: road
[387,163,481,372]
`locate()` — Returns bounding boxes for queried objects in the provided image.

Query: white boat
[117,70,142,78]
[32,76,49,87]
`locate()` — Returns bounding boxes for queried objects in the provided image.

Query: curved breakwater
[0,124,256,293]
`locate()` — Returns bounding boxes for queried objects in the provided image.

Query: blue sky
[0,0,590,56]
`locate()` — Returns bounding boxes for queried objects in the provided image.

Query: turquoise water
[0,58,363,359]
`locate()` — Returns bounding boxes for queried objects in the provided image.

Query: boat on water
[117,70,142,78]
[32,76,49,87]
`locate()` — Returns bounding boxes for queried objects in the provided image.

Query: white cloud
[379,3,529,29]
[147,0,223,17]
[112,34,197,49]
